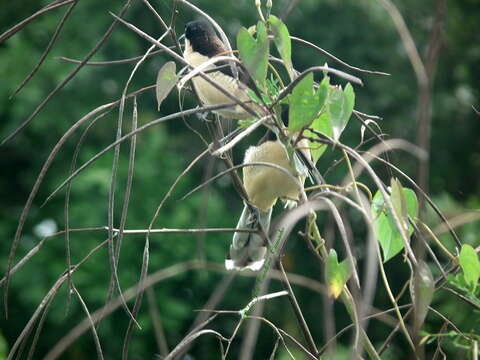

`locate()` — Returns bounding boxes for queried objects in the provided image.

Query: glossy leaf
[303,76,331,163]
[459,244,480,292]
[344,83,355,119]
[326,249,352,299]
[329,83,355,141]
[268,15,294,80]
[155,61,177,111]
[237,21,269,90]
[306,112,332,163]
[317,75,330,110]
[288,73,326,132]
[371,186,418,262]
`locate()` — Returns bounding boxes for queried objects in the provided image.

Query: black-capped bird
[183,20,264,119]
[226,135,311,271]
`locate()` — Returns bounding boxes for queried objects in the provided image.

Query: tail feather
[225,204,272,271]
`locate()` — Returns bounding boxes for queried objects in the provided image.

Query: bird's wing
[210,58,257,94]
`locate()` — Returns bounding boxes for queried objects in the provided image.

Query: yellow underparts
[243,140,306,212]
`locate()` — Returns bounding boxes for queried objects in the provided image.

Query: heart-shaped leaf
[371,185,418,262]
[305,112,332,163]
[459,244,480,292]
[237,21,269,90]
[156,61,177,111]
[329,83,355,141]
[288,73,327,132]
[303,76,331,163]
[326,249,353,299]
[268,15,293,80]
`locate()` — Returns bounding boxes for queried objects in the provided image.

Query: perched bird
[183,20,264,119]
[183,20,311,270]
[226,135,311,271]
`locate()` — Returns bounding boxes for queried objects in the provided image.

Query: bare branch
[0,0,74,44]
[291,36,390,76]
[10,0,78,98]
[1,0,134,145]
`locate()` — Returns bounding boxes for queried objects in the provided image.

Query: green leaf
[288,73,326,132]
[326,249,353,299]
[344,82,355,119]
[268,15,293,80]
[328,83,355,141]
[237,21,269,90]
[155,61,177,111]
[447,273,470,293]
[317,75,329,107]
[390,178,408,228]
[371,186,418,262]
[238,118,257,129]
[301,76,331,163]
[266,74,281,98]
[403,188,419,231]
[459,244,480,292]
[305,112,332,163]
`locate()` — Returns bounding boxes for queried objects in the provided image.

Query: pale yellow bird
[226,137,310,271]
[183,20,264,119]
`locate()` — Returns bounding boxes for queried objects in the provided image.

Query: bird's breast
[183,42,255,119]
[243,141,303,211]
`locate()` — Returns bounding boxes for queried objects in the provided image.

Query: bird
[183,20,312,270]
[183,19,264,120]
[225,133,311,271]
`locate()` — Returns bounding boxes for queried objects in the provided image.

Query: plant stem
[307,214,381,359]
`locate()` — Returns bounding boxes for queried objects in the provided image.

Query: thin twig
[43,104,237,204]
[239,278,271,360]
[291,36,390,76]
[376,0,427,86]
[146,288,169,356]
[278,261,319,356]
[72,286,104,360]
[10,0,78,98]
[57,48,174,66]
[0,0,74,44]
[8,239,109,360]
[441,287,480,311]
[110,13,259,118]
[1,0,134,145]
[272,65,363,109]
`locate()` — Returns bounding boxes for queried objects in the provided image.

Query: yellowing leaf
[326,249,352,299]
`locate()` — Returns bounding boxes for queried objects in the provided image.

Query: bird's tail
[225,204,272,271]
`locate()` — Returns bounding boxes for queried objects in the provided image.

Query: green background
[0,0,479,358]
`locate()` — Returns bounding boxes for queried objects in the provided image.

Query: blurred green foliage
[0,0,479,358]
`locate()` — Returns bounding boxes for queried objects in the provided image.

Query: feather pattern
[183,20,262,119]
[227,140,310,270]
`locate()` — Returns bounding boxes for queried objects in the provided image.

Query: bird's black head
[184,20,224,56]
[185,20,216,41]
